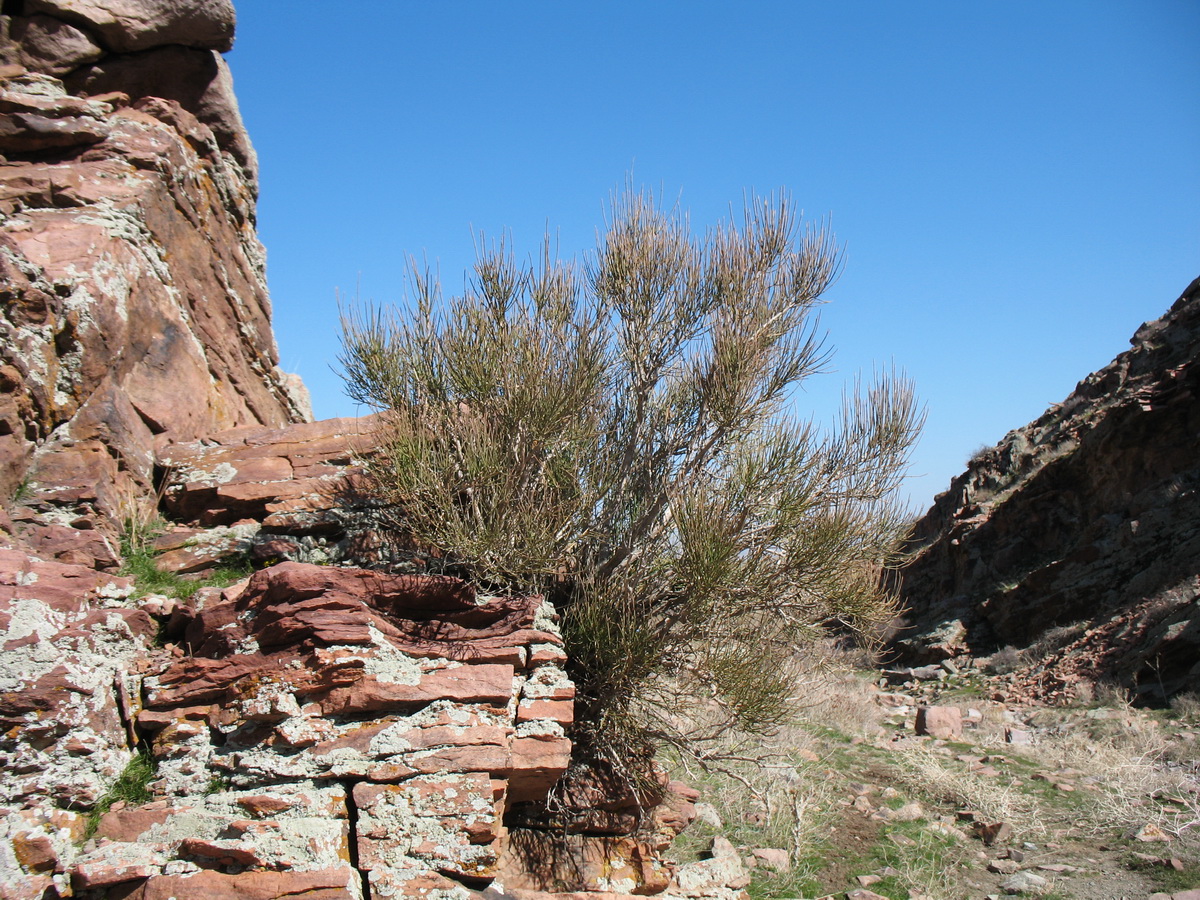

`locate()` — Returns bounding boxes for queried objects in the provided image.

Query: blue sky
[228,1,1199,512]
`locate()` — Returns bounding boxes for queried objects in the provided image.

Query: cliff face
[891,278,1200,703]
[0,0,309,520]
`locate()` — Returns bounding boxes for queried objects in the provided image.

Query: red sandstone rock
[318,667,516,715]
[159,418,375,525]
[6,14,103,74]
[915,706,962,740]
[516,699,574,724]
[237,794,296,817]
[72,857,162,889]
[365,865,462,900]
[508,737,573,802]
[354,775,501,878]
[0,67,305,508]
[497,831,669,895]
[10,831,56,872]
[123,867,362,900]
[94,805,179,842]
[975,821,1013,846]
[25,0,237,54]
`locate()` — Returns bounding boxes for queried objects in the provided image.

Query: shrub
[340,186,922,776]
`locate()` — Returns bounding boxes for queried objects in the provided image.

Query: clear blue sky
[228,1,1199,513]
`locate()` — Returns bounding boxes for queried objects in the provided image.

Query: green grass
[85,751,157,838]
[930,676,990,700]
[12,477,32,503]
[120,542,253,601]
[747,859,826,900]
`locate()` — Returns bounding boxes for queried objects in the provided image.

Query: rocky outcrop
[103,561,573,898]
[0,419,716,898]
[0,1,308,523]
[0,550,570,897]
[890,278,1200,702]
[0,4,730,897]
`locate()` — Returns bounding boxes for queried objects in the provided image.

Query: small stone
[710,835,738,859]
[1133,822,1172,842]
[694,802,723,828]
[846,891,890,900]
[916,706,963,740]
[999,871,1047,894]
[11,833,57,873]
[751,848,789,871]
[855,873,881,886]
[988,859,1020,875]
[1004,727,1032,744]
[890,801,925,822]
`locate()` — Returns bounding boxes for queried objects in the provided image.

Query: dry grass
[892,830,967,899]
[113,474,167,553]
[890,744,1044,834]
[662,649,884,897]
[1020,718,1200,840]
[789,646,889,740]
[663,647,1200,899]
[1171,691,1200,723]
[665,726,837,900]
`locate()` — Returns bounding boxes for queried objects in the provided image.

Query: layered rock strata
[1,418,722,898]
[0,553,573,898]
[891,278,1200,702]
[153,416,402,573]
[0,1,308,519]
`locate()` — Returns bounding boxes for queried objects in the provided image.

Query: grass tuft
[120,539,253,602]
[85,751,157,838]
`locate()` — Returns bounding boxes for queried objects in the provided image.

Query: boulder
[5,15,103,75]
[915,705,962,740]
[25,0,237,54]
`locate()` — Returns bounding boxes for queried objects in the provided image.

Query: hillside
[889,278,1200,706]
